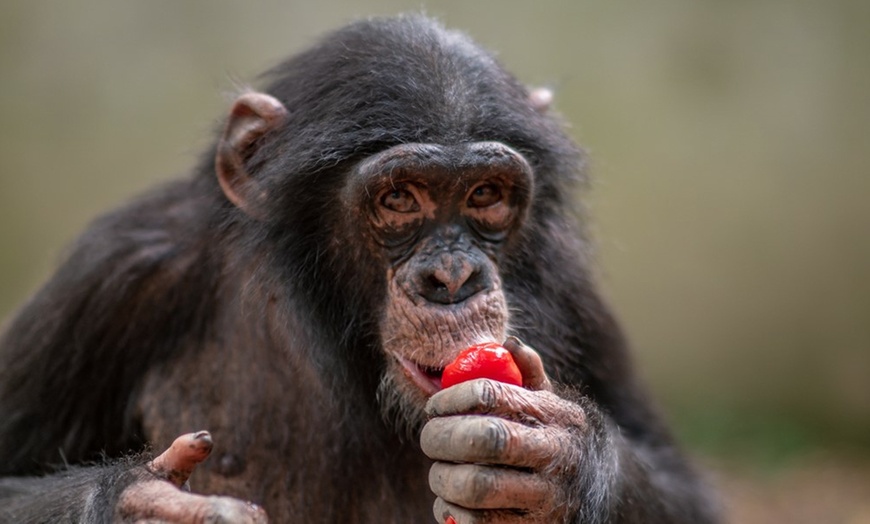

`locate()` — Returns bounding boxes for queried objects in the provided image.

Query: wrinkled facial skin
[343,141,534,433]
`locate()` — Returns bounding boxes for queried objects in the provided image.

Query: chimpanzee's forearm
[598,425,720,524]
[0,463,139,523]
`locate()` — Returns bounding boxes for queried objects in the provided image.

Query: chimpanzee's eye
[467,183,502,208]
[380,187,419,213]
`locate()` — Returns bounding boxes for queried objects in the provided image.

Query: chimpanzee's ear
[528,87,554,113]
[215,92,289,220]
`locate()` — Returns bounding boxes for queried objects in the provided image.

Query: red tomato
[445,517,457,524]
[441,342,523,388]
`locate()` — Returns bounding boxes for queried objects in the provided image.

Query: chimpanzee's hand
[117,431,268,523]
[421,338,600,523]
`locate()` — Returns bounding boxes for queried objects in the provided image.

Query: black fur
[0,15,718,523]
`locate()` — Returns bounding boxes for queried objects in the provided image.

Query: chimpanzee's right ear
[528,87,554,113]
[215,92,289,220]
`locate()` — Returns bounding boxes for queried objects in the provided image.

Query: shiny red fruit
[441,342,523,388]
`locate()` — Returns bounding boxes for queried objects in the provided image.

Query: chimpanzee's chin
[376,368,430,440]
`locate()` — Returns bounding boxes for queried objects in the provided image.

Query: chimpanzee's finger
[119,479,268,523]
[502,337,552,392]
[421,415,558,468]
[429,461,552,510]
[148,430,213,488]
[433,495,544,524]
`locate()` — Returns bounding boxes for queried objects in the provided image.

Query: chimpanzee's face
[342,141,534,431]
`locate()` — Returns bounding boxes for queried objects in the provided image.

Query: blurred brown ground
[715,456,870,524]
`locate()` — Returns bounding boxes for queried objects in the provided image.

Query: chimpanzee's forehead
[252,17,547,178]
[263,15,525,133]
[249,15,578,196]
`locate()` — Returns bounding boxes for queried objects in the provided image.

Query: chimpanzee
[0,14,719,524]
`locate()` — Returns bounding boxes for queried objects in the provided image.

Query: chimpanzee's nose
[417,252,487,305]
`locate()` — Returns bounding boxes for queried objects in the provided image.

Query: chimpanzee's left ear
[528,86,554,113]
[215,92,289,220]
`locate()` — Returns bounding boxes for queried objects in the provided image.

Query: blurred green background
[1,0,869,521]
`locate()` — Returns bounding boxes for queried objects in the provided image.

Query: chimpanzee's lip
[395,355,444,396]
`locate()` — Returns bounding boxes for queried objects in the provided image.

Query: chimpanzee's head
[212,15,582,431]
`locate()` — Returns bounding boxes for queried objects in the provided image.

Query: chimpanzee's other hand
[117,431,268,523]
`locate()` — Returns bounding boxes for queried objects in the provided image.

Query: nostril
[428,274,448,291]
[431,267,454,292]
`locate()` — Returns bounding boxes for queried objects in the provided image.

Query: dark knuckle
[475,379,502,410]
[468,469,497,503]
[479,418,509,457]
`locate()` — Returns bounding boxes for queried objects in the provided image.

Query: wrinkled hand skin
[421,337,601,523]
[116,431,268,524]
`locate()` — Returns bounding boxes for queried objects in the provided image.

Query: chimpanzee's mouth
[395,355,444,396]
